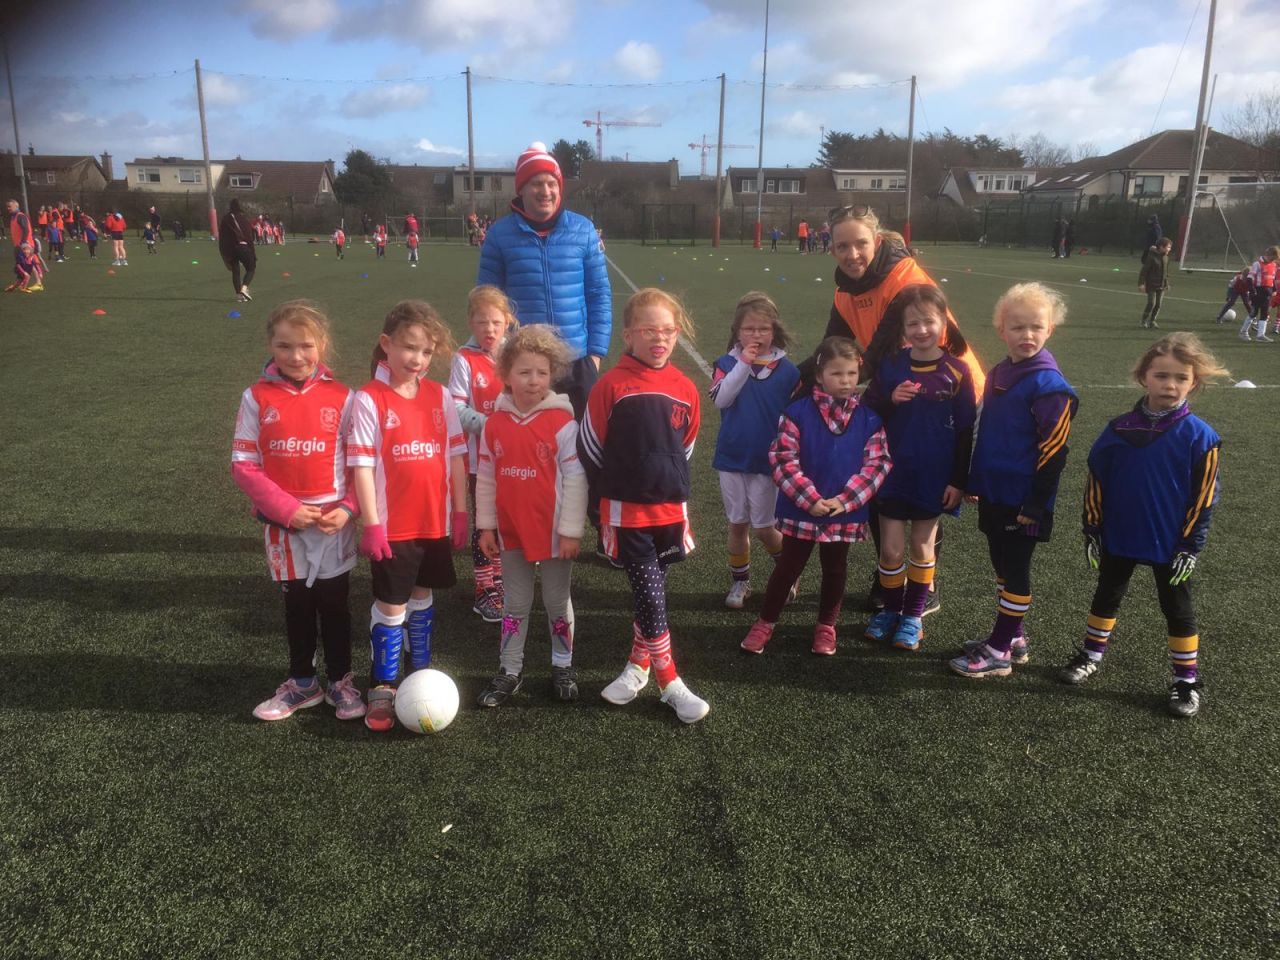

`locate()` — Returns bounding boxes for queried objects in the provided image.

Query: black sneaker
[551,666,579,702]
[477,672,522,708]
[1059,647,1101,685]
[1167,680,1203,718]
[595,536,624,570]
[921,583,941,618]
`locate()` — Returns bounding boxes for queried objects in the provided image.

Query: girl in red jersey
[332,227,345,259]
[475,325,588,706]
[232,301,365,722]
[348,301,469,732]
[449,285,517,623]
[406,231,419,265]
[578,288,710,723]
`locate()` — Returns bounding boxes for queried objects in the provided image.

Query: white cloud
[544,61,575,83]
[201,74,252,109]
[767,109,824,140]
[337,0,574,54]
[242,0,340,40]
[613,41,662,81]
[415,138,464,155]
[340,84,430,118]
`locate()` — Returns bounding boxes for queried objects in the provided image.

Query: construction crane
[688,134,754,178]
[583,111,661,159]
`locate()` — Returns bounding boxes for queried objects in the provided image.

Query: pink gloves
[359,523,392,561]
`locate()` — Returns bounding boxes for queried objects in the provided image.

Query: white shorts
[263,523,357,586]
[718,471,777,528]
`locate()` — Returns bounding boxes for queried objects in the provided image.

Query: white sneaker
[601,662,649,705]
[724,580,751,609]
[659,678,710,724]
[1257,335,1274,343]
[786,580,800,605]
[240,285,252,301]
[1240,332,1253,341]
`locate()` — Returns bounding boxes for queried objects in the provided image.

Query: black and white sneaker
[864,569,884,613]
[551,666,579,702]
[1167,680,1203,718]
[477,672,522,708]
[921,583,941,618]
[1059,647,1101,685]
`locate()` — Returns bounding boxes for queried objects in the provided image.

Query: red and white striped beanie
[514,141,563,195]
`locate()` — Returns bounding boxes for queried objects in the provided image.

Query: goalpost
[1180,181,1280,273]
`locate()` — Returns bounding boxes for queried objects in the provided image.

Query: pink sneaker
[252,677,323,721]
[812,623,837,656]
[740,620,774,654]
[324,672,367,721]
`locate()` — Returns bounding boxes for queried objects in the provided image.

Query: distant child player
[951,282,1077,678]
[231,301,365,722]
[407,231,420,265]
[7,242,43,292]
[740,336,891,656]
[332,227,346,260]
[1138,237,1173,329]
[1216,267,1254,325]
[709,291,801,609]
[475,325,588,706]
[1240,246,1278,342]
[142,223,157,254]
[862,285,978,652]
[449,285,516,623]
[348,301,469,732]
[375,224,387,259]
[1059,334,1225,717]
[46,217,65,262]
[82,215,99,260]
[579,288,710,723]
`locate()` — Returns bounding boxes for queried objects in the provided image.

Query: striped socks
[1169,634,1199,683]
[903,559,936,619]
[878,563,907,613]
[1084,613,1116,661]
[989,589,1031,654]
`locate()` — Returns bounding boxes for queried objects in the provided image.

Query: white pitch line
[606,254,714,379]
[942,268,1222,305]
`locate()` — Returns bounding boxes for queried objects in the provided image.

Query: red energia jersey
[333,230,345,245]
[481,402,580,562]
[407,233,419,248]
[232,370,352,502]
[448,345,504,472]
[348,378,466,541]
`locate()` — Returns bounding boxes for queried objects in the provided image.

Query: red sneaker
[364,685,396,732]
[811,623,837,656]
[740,619,774,654]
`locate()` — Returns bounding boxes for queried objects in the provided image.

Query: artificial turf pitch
[1,236,1277,959]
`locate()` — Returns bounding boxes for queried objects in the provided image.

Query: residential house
[125,157,223,193]
[938,167,1042,207]
[217,159,338,206]
[3,152,111,191]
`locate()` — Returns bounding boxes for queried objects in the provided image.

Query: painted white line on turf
[606,254,714,379]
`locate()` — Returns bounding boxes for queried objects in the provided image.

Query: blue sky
[2,0,1276,177]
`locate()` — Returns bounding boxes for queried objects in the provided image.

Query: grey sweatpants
[498,551,575,675]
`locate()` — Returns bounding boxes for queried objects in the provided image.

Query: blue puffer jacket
[476,209,613,360]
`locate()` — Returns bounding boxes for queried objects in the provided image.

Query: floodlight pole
[753,0,769,249]
[3,34,30,216]
[1181,72,1218,273]
[195,59,218,239]
[904,75,916,247]
[1177,0,1215,261]
[713,73,725,248]
[465,66,476,217]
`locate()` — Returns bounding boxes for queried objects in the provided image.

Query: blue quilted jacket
[476,209,613,360]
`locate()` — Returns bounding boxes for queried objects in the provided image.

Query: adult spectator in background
[1051,216,1065,258]
[148,205,163,242]
[1063,219,1075,258]
[816,204,986,614]
[7,199,33,264]
[476,141,612,419]
[218,198,257,302]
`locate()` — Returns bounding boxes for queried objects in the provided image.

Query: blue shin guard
[370,608,405,685]
[406,598,434,670]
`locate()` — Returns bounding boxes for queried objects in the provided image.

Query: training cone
[1080,278,1088,283]
[191,260,199,264]
[361,273,369,279]
[941,278,949,283]
[228,310,241,318]
[92,308,106,315]
[107,269,115,275]
[282,272,291,277]
[1235,380,1257,389]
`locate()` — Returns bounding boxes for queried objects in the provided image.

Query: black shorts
[876,498,941,522]
[110,231,124,241]
[977,501,1055,542]
[371,537,457,604]
[602,521,691,568]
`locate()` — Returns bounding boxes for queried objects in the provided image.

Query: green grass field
[2,236,1277,959]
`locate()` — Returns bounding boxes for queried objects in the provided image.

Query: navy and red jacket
[578,354,700,528]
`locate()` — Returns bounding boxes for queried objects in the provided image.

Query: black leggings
[283,573,352,679]
[985,529,1038,595]
[761,535,849,625]
[229,246,256,293]
[1090,553,1196,636]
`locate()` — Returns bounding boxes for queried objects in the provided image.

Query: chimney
[28,144,34,156]
[669,158,679,189]
[100,152,113,181]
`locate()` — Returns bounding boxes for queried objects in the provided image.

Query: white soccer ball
[395,669,459,734]
[1224,308,1236,322]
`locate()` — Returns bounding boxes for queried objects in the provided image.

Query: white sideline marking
[606,254,714,379]
[946,268,1222,305]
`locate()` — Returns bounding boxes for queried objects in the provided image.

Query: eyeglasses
[828,204,871,221]
[631,326,680,341]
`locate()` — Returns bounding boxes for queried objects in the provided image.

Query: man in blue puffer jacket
[477,142,613,418]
